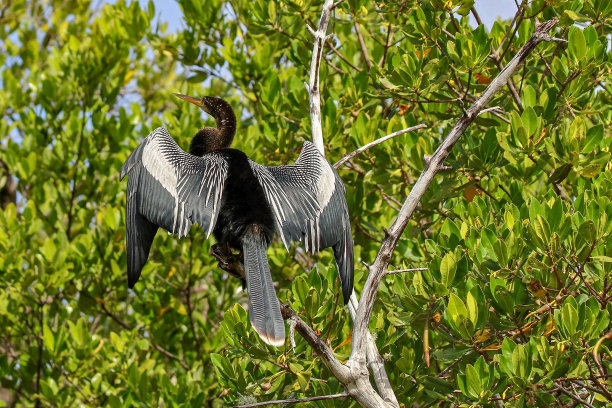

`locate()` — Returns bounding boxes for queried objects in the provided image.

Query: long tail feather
[333,226,354,305]
[242,233,285,347]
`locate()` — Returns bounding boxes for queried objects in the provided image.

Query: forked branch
[349,18,561,366]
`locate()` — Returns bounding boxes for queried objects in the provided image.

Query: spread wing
[249,141,354,303]
[120,127,228,287]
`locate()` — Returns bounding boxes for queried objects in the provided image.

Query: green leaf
[490,278,514,314]
[43,324,55,353]
[447,294,467,319]
[378,76,397,89]
[578,220,596,243]
[446,293,472,339]
[211,353,235,380]
[296,371,311,391]
[267,1,276,21]
[465,364,482,397]
[505,209,515,230]
[569,116,586,143]
[292,276,309,308]
[521,107,538,137]
[582,124,603,153]
[512,344,530,379]
[440,252,457,288]
[533,215,551,244]
[522,85,536,108]
[563,10,591,23]
[569,26,587,60]
[466,290,478,326]
[109,331,123,352]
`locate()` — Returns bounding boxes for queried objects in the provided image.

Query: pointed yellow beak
[174,93,203,108]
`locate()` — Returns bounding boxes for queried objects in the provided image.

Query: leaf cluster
[0,0,610,407]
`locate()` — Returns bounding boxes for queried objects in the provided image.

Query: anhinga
[120,94,354,346]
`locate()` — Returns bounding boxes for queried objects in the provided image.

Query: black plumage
[212,149,275,249]
[120,94,354,346]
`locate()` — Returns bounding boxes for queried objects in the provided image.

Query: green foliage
[1,0,611,407]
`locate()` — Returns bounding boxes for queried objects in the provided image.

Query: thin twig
[378,25,395,67]
[557,70,580,99]
[592,329,612,379]
[479,106,503,115]
[470,7,483,26]
[353,21,372,70]
[438,351,472,377]
[151,342,190,371]
[331,0,345,10]
[553,385,596,408]
[233,392,348,408]
[327,41,363,72]
[334,124,427,169]
[385,268,428,275]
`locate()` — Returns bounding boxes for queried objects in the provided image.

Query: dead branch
[233,392,347,407]
[305,0,334,154]
[334,124,427,169]
[349,20,561,368]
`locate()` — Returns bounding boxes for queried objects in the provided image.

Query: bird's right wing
[120,127,229,287]
[249,142,354,303]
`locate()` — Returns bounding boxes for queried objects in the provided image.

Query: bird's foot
[211,243,231,259]
[211,244,246,285]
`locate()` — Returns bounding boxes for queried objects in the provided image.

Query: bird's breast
[212,149,275,247]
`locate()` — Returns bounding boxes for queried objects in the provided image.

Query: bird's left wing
[120,127,229,287]
[248,157,320,250]
[249,142,354,303]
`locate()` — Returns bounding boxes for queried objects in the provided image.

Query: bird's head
[174,93,217,116]
[174,93,237,152]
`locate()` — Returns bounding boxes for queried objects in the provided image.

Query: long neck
[209,98,236,149]
[190,128,223,156]
[189,97,237,155]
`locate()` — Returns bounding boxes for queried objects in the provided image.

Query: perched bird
[120,94,353,346]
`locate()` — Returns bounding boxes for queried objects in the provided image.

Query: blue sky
[137,0,519,33]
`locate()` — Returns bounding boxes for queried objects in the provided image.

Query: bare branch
[288,318,297,351]
[349,18,561,365]
[299,4,562,408]
[326,41,363,72]
[306,0,335,154]
[331,0,345,10]
[547,36,568,43]
[353,21,372,70]
[334,124,427,169]
[592,329,612,378]
[233,393,348,408]
[553,386,596,408]
[385,268,427,275]
[151,342,190,371]
[479,106,503,115]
